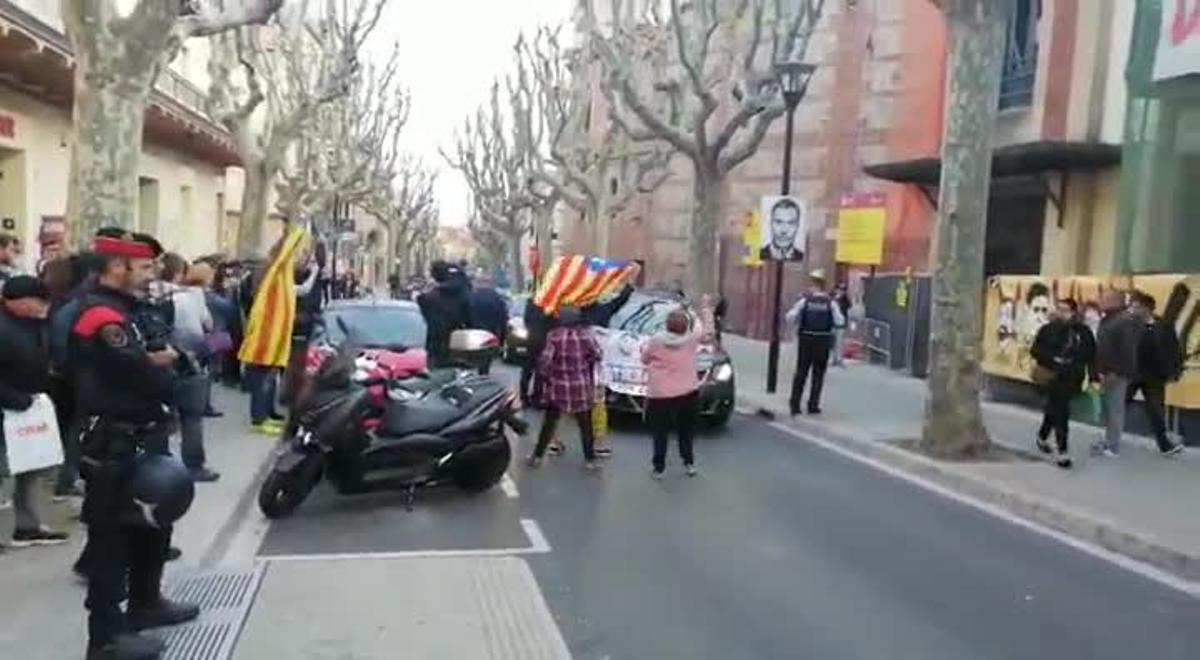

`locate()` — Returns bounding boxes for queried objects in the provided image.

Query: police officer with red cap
[73,228,199,660]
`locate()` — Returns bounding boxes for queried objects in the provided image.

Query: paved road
[255,383,1200,659]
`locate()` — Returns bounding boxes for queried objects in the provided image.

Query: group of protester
[1031,288,1185,468]
[0,227,329,659]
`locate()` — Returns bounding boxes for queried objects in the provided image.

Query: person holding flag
[238,227,311,435]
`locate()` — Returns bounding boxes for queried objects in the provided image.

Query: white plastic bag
[3,394,64,474]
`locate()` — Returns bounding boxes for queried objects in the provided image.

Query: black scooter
[257,350,528,519]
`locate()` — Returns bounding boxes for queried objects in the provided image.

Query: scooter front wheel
[258,457,322,519]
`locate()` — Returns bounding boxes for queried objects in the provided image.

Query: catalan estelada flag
[238,227,309,368]
[533,255,638,313]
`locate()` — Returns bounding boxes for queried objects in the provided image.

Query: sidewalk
[725,334,1200,582]
[0,386,276,659]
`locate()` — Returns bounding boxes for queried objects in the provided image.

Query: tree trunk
[64,65,156,243]
[593,197,609,257]
[508,234,527,292]
[921,0,1009,458]
[534,204,555,280]
[237,157,272,259]
[689,161,722,296]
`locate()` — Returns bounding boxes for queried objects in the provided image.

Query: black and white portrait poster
[759,195,807,262]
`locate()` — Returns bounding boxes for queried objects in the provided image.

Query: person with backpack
[785,271,845,416]
[1130,291,1185,457]
[1031,299,1096,468]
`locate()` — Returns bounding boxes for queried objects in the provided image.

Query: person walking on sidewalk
[527,306,603,471]
[642,308,705,478]
[1093,290,1142,457]
[1031,299,1096,469]
[785,271,844,416]
[0,275,70,546]
[1129,291,1185,457]
[831,283,851,367]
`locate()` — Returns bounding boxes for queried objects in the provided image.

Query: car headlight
[712,363,734,382]
[511,325,529,340]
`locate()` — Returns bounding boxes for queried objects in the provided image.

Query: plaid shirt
[538,326,602,413]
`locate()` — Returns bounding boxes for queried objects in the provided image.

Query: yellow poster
[741,210,763,267]
[835,192,886,265]
[982,273,1200,409]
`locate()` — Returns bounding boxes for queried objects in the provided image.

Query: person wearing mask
[785,271,844,416]
[0,275,70,546]
[1031,299,1096,469]
[1093,290,1143,457]
[0,232,21,285]
[72,229,199,659]
[468,276,509,374]
[527,306,603,471]
[1129,291,1185,457]
[642,308,707,479]
[418,261,471,368]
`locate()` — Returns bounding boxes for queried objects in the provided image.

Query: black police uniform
[790,292,836,414]
[72,285,179,653]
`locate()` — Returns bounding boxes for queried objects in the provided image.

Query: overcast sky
[369,0,575,227]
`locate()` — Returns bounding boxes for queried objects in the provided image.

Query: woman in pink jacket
[641,309,705,478]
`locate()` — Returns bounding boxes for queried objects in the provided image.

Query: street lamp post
[766,61,817,395]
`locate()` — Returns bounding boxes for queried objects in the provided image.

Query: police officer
[785,270,844,416]
[73,229,199,660]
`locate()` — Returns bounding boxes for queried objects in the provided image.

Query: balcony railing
[1,0,215,123]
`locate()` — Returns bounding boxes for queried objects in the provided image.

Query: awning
[863,141,1122,186]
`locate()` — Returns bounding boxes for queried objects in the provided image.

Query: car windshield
[608,294,693,336]
[320,306,427,349]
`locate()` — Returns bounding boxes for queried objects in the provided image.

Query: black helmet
[129,455,195,528]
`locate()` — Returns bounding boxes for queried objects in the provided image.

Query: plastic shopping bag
[3,394,64,474]
[1071,386,1103,425]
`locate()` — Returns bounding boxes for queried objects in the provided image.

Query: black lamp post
[766,60,817,395]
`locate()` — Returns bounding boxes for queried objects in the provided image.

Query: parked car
[595,293,735,427]
[503,294,532,364]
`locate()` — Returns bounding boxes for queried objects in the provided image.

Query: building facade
[0,0,238,270]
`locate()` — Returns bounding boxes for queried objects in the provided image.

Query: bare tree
[443,84,541,291]
[921,0,1012,458]
[207,0,386,257]
[62,0,284,243]
[585,0,827,294]
[363,159,437,279]
[409,205,440,279]
[511,26,672,256]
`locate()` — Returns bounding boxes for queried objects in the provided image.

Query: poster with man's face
[759,196,807,262]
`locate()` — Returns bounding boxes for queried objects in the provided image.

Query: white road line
[260,517,553,563]
[768,422,1200,599]
[500,473,520,499]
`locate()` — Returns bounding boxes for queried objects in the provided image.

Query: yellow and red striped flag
[533,255,638,313]
[238,227,309,368]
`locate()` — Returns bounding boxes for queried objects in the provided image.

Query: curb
[737,393,1200,584]
[198,437,279,568]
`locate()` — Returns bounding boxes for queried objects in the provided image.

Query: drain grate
[151,564,266,660]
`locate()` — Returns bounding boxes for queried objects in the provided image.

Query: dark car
[503,294,532,364]
[595,293,735,427]
[311,299,429,355]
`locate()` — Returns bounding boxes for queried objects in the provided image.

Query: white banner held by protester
[3,394,64,474]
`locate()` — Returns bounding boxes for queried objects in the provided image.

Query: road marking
[259,517,553,563]
[769,422,1200,599]
[500,473,520,498]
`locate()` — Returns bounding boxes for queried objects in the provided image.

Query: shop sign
[1154,0,1200,81]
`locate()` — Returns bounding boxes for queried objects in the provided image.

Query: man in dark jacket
[418,261,471,368]
[1031,299,1096,468]
[1129,291,1184,456]
[468,276,508,375]
[0,275,70,547]
[1094,290,1143,457]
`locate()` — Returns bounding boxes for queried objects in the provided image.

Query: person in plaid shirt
[528,306,603,470]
